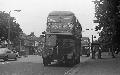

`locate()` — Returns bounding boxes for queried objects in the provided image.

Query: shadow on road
[45,62,76,67]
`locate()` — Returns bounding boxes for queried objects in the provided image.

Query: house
[17,32,45,55]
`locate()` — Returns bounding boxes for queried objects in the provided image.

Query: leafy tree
[93,0,120,47]
[0,11,22,46]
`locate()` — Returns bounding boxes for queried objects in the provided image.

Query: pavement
[65,52,120,75]
[18,55,43,63]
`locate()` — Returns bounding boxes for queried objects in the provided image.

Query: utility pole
[92,35,93,43]
[91,35,95,59]
[20,40,21,51]
[7,10,21,49]
[85,29,96,59]
[8,11,11,49]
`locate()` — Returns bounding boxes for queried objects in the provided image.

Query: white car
[0,48,17,61]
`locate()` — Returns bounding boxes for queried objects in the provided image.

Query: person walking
[93,45,102,59]
[98,46,102,59]
[92,45,95,59]
[115,45,120,55]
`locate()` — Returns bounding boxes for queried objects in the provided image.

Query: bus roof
[46,32,73,35]
[48,11,74,16]
[81,37,90,40]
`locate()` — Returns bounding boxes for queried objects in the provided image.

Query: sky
[0,0,99,40]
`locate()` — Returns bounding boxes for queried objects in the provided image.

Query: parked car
[12,50,21,58]
[0,48,17,61]
[19,50,28,57]
[15,51,21,58]
[0,48,7,61]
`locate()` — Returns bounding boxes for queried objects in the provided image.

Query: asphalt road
[0,55,90,75]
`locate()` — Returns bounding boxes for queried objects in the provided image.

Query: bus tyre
[70,56,76,66]
[76,56,80,64]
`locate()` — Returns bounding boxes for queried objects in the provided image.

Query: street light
[85,29,97,42]
[85,28,97,59]
[8,10,21,49]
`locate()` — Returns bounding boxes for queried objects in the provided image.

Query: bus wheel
[76,56,80,64]
[70,56,76,66]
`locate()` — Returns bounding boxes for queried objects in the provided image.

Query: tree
[0,11,22,46]
[93,0,120,47]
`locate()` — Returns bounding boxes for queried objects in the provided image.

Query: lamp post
[7,10,21,49]
[85,29,95,43]
[85,29,96,59]
[91,34,97,59]
[8,11,11,49]
[20,40,22,51]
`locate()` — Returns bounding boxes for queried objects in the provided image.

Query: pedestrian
[98,46,102,59]
[111,45,115,58]
[94,45,99,59]
[115,45,120,55]
[92,46,95,59]
[93,45,102,59]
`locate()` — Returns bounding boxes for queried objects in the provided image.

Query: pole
[91,35,95,59]
[92,35,93,43]
[8,11,11,49]
[20,40,21,51]
[85,29,95,59]
[7,10,21,49]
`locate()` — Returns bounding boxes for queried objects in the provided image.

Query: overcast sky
[0,0,99,40]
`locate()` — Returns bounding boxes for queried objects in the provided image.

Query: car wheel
[76,56,80,64]
[3,56,8,61]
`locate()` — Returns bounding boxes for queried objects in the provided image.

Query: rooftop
[48,11,74,16]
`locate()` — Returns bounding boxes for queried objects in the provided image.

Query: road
[0,55,90,75]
